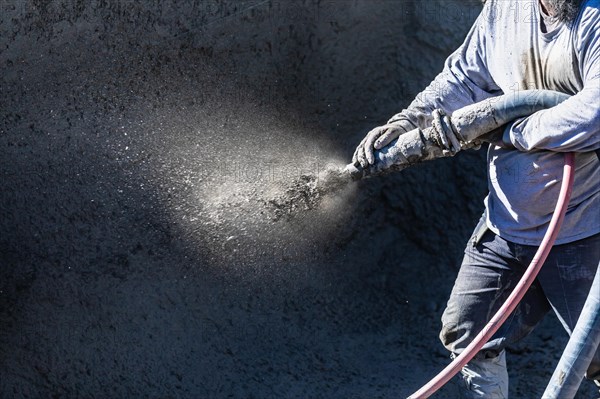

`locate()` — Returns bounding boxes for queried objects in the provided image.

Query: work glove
[352,121,413,168]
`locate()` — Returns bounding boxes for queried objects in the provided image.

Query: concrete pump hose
[450,90,571,142]
[542,263,600,399]
[407,152,575,399]
[345,90,570,180]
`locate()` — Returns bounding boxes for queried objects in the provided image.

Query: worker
[352,0,600,397]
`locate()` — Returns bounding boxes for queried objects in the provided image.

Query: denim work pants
[440,216,600,397]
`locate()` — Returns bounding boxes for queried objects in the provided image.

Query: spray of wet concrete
[1,1,595,398]
[265,166,352,221]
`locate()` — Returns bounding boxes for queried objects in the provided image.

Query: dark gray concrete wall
[1,1,589,397]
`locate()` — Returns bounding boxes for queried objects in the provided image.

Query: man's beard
[545,0,582,22]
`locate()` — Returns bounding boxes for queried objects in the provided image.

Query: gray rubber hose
[542,264,600,399]
[345,90,570,180]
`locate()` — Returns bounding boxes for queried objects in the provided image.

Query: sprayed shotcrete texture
[0,1,595,397]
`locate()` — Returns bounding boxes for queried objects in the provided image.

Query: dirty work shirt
[388,0,600,245]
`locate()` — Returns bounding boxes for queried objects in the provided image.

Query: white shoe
[457,351,509,399]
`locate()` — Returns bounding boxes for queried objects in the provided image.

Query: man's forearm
[503,85,600,152]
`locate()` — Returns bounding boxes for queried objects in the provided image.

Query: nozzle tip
[344,162,363,181]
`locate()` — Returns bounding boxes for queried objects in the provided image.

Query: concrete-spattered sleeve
[504,4,600,153]
[387,3,502,129]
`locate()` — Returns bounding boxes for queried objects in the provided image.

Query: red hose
[408,152,576,399]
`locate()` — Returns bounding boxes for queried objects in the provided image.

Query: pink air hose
[407,152,576,399]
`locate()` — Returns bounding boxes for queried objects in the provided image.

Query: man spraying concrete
[351,0,600,397]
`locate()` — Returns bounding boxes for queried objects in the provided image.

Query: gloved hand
[352,122,412,168]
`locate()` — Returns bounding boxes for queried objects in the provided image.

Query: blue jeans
[440,215,600,395]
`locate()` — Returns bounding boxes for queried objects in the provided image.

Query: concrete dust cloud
[111,80,361,282]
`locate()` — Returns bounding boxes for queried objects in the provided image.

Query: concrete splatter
[266,166,353,221]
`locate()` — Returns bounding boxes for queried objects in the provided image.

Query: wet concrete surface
[0,1,595,397]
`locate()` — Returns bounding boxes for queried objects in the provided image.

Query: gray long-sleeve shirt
[388,0,600,245]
